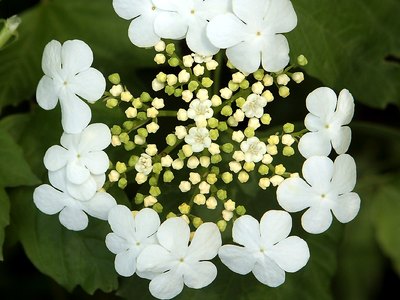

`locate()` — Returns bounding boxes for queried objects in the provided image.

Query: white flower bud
[232,131,245,143]
[258,178,271,190]
[262,90,274,102]
[196,89,209,101]
[151,79,165,91]
[161,155,173,167]
[182,90,193,102]
[222,210,234,221]
[263,74,274,86]
[183,55,194,67]
[233,151,245,162]
[145,144,158,156]
[179,181,191,192]
[262,154,273,164]
[251,82,264,94]
[238,171,249,183]
[144,195,158,207]
[152,97,165,109]
[282,134,295,146]
[195,119,208,128]
[220,87,233,100]
[177,108,188,121]
[147,107,159,118]
[111,135,121,146]
[200,156,210,168]
[266,144,278,155]
[224,199,236,212]
[206,59,218,71]
[248,118,261,129]
[290,172,300,178]
[182,144,193,157]
[277,74,290,86]
[199,181,211,194]
[172,159,184,170]
[108,170,120,182]
[232,72,245,83]
[121,91,133,102]
[187,156,200,169]
[227,116,238,127]
[110,84,124,97]
[193,64,205,76]
[181,215,190,224]
[135,173,148,184]
[154,53,166,64]
[134,134,146,145]
[178,70,190,83]
[189,172,201,185]
[175,126,187,139]
[211,95,222,107]
[146,122,160,133]
[125,107,137,118]
[154,40,166,52]
[233,109,245,122]
[166,74,178,86]
[194,194,206,205]
[270,175,284,186]
[208,143,220,155]
[292,72,304,84]
[229,161,242,173]
[206,196,218,209]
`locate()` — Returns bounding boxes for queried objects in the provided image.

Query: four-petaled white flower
[298,87,355,158]
[242,94,268,118]
[36,40,106,133]
[277,154,361,234]
[113,0,161,47]
[240,137,267,162]
[44,123,111,201]
[184,127,211,152]
[137,218,222,299]
[33,184,116,231]
[219,210,310,287]
[135,153,153,175]
[187,98,213,122]
[153,0,230,55]
[106,205,161,277]
[207,0,297,73]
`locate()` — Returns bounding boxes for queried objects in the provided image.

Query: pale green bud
[166,134,177,146]
[108,73,120,85]
[153,203,163,213]
[228,80,239,91]
[209,129,219,140]
[221,143,234,153]
[283,123,295,133]
[217,220,227,232]
[253,69,265,80]
[137,112,147,120]
[206,173,218,185]
[243,162,255,172]
[152,163,162,174]
[124,141,135,151]
[236,97,246,108]
[137,128,148,138]
[211,154,222,164]
[134,193,144,204]
[140,92,151,102]
[111,125,121,135]
[166,43,175,55]
[226,60,235,69]
[119,132,129,143]
[211,166,220,175]
[163,170,174,182]
[275,164,286,175]
[217,121,228,131]
[239,79,250,90]
[221,105,233,116]
[165,85,175,96]
[222,172,233,184]
[283,146,295,156]
[236,205,246,216]
[118,178,127,189]
[217,189,227,200]
[192,217,203,228]
[150,186,161,197]
[174,88,183,97]
[178,203,191,215]
[123,121,134,131]
[168,57,179,67]
[244,127,255,138]
[166,212,177,219]
[106,98,118,108]
[261,114,272,125]
[279,86,290,98]
[188,80,199,92]
[207,118,219,128]
[238,171,249,183]
[201,77,213,88]
[116,162,127,174]
[258,164,269,175]
[149,176,158,186]
[128,155,139,167]
[297,54,308,66]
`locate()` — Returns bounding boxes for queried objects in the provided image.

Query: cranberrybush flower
[219,210,310,287]
[105,205,161,277]
[184,127,212,152]
[44,123,111,201]
[153,0,230,55]
[277,154,361,234]
[298,87,355,158]
[135,153,153,175]
[240,137,267,163]
[36,40,106,133]
[242,93,268,118]
[33,184,116,231]
[137,218,221,299]
[113,0,161,47]
[207,0,297,73]
[187,98,213,122]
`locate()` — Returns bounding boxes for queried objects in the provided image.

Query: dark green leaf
[0,187,10,260]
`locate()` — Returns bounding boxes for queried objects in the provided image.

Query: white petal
[137,244,174,273]
[207,13,247,48]
[331,126,352,155]
[331,154,357,194]
[261,34,290,72]
[61,40,93,76]
[264,0,297,33]
[105,233,130,254]
[69,68,106,103]
[260,210,292,246]
[153,0,181,10]
[268,236,310,272]
[41,40,61,77]
[200,0,230,18]
[306,87,337,119]
[149,270,184,300]
[218,245,256,274]
[187,222,221,261]
[48,169,67,192]
[79,123,111,152]
[232,0,268,23]
[115,249,137,277]
[157,218,190,256]
[304,113,324,131]
[59,206,88,231]
[134,208,160,240]
[186,18,219,56]
[113,0,143,19]
[93,173,106,190]
[302,156,334,189]
[33,184,66,214]
[128,15,160,48]
[301,206,333,234]
[298,131,332,158]
[43,145,69,171]
[60,132,80,150]
[59,91,91,134]
[252,256,285,287]
[154,11,187,39]
[81,192,116,220]
[226,40,262,73]
[36,76,58,110]
[66,159,90,185]
[277,178,313,212]
[334,89,355,125]
[232,215,260,250]
[80,151,109,175]
[331,192,360,223]
[66,176,97,201]
[183,261,217,289]
[108,205,136,239]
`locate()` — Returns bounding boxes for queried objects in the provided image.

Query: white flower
[240,137,267,163]
[218,210,310,287]
[277,154,361,234]
[113,0,161,47]
[33,184,116,231]
[187,99,213,122]
[36,40,106,133]
[105,205,160,277]
[153,0,230,55]
[135,153,153,175]
[44,123,111,201]
[184,127,211,152]
[207,0,297,73]
[242,94,268,118]
[137,218,221,299]
[298,87,355,158]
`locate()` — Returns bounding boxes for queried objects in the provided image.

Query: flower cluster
[32,0,361,298]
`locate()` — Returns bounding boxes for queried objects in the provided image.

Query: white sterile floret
[177,108,189,121]
[232,130,245,143]
[146,122,160,133]
[242,94,268,118]
[187,99,213,122]
[207,0,297,73]
[185,127,212,152]
[161,155,173,167]
[298,87,355,158]
[240,137,267,163]
[33,185,116,231]
[175,126,188,139]
[36,40,106,133]
[153,0,230,55]
[105,205,160,277]
[135,153,153,175]
[219,210,310,287]
[113,0,161,47]
[44,123,111,201]
[137,218,222,299]
[277,154,361,234]
[179,181,192,192]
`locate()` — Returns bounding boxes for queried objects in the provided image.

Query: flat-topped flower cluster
[32,0,361,299]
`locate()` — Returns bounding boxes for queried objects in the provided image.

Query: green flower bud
[283,146,295,156]
[209,129,219,140]
[168,57,180,67]
[174,88,183,97]
[116,161,127,173]
[217,189,227,200]
[108,73,121,85]
[235,97,246,108]
[211,154,222,164]
[124,141,135,151]
[150,186,161,197]
[279,86,290,98]
[111,125,121,135]
[226,60,235,69]
[132,98,143,109]
[166,134,177,146]
[137,128,148,138]
[188,80,199,92]
[222,172,233,184]
[177,150,186,160]
[192,217,203,228]
[106,98,118,108]
[156,72,167,83]
[166,43,175,55]
[149,176,158,186]
[178,203,191,215]
[217,220,227,232]
[140,92,152,102]
[221,143,234,153]
[123,121,134,131]
[211,166,220,175]
[153,203,163,213]
[208,118,219,128]
[118,178,127,189]
[283,123,295,133]
[258,164,269,175]
[228,81,239,91]
[201,77,213,88]
[236,205,246,216]
[244,127,255,138]
[297,54,308,66]
[243,162,255,172]
[163,170,174,182]
[221,105,233,116]
[152,162,162,174]
[166,212,177,219]
[128,155,139,167]
[119,132,129,143]
[261,114,272,125]
[137,111,147,120]
[217,121,228,132]
[207,173,218,185]
[253,69,265,81]
[134,193,144,204]
[165,85,175,96]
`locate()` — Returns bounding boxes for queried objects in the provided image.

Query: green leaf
[0,128,40,187]
[0,187,10,260]
[289,0,400,108]
[0,0,156,111]
[10,187,118,294]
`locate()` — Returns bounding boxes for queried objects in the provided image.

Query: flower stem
[212,51,224,96]
[157,110,178,117]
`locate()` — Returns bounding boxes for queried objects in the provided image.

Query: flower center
[256,31,262,37]
[191,9,195,15]
[179,257,185,263]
